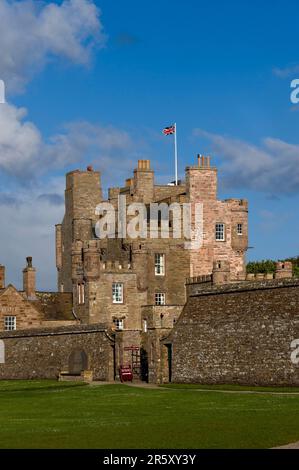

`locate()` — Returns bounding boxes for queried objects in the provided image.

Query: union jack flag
[162,125,175,135]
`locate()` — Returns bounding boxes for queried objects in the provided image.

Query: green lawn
[0,380,299,448]
[161,383,299,393]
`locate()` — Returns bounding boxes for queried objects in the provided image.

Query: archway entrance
[68,350,88,375]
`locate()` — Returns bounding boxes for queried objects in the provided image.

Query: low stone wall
[165,278,299,385]
[0,324,115,381]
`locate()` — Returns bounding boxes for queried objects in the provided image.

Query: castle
[54,155,248,379]
[0,155,298,385]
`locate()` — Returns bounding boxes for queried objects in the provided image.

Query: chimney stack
[0,264,5,289]
[23,257,36,299]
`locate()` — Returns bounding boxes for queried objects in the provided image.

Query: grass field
[1,380,299,448]
[161,383,299,393]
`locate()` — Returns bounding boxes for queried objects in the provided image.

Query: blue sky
[1,0,299,290]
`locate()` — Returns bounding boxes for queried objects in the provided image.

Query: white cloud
[0,104,43,178]
[194,129,299,194]
[0,0,105,93]
[0,177,65,291]
[0,106,143,289]
[0,102,137,183]
[0,115,143,288]
[273,64,299,78]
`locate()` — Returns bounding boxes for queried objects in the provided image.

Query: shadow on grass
[0,382,87,394]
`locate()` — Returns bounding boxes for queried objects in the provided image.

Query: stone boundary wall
[186,277,299,297]
[0,324,115,381]
[166,279,299,385]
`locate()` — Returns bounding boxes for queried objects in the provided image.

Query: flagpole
[174,122,178,185]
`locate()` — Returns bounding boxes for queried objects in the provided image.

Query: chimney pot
[137,159,151,170]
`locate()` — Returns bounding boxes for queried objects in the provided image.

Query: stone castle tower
[56,156,248,375]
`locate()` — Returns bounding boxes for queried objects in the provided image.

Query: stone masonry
[0,155,250,382]
[55,156,248,373]
[0,324,114,381]
[0,258,76,332]
[163,264,299,386]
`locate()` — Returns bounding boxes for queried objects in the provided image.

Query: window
[112,283,123,304]
[4,316,16,331]
[77,283,85,305]
[155,253,165,276]
[155,292,166,305]
[113,318,124,330]
[143,319,148,333]
[215,223,225,241]
[237,223,243,235]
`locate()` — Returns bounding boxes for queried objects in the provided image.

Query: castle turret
[185,154,248,281]
[83,240,100,281]
[186,154,217,202]
[58,166,103,292]
[72,240,84,281]
[275,262,293,279]
[212,260,230,285]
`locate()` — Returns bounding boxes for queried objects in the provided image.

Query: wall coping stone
[0,323,110,340]
[189,277,299,298]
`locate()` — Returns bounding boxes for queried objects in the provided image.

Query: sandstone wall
[0,286,44,330]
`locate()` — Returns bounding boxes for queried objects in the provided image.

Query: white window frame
[237,223,243,235]
[155,253,165,276]
[4,316,16,331]
[215,223,225,241]
[112,283,123,304]
[155,292,166,306]
[78,283,85,305]
[113,318,124,331]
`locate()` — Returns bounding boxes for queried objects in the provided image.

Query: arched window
[0,340,5,364]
